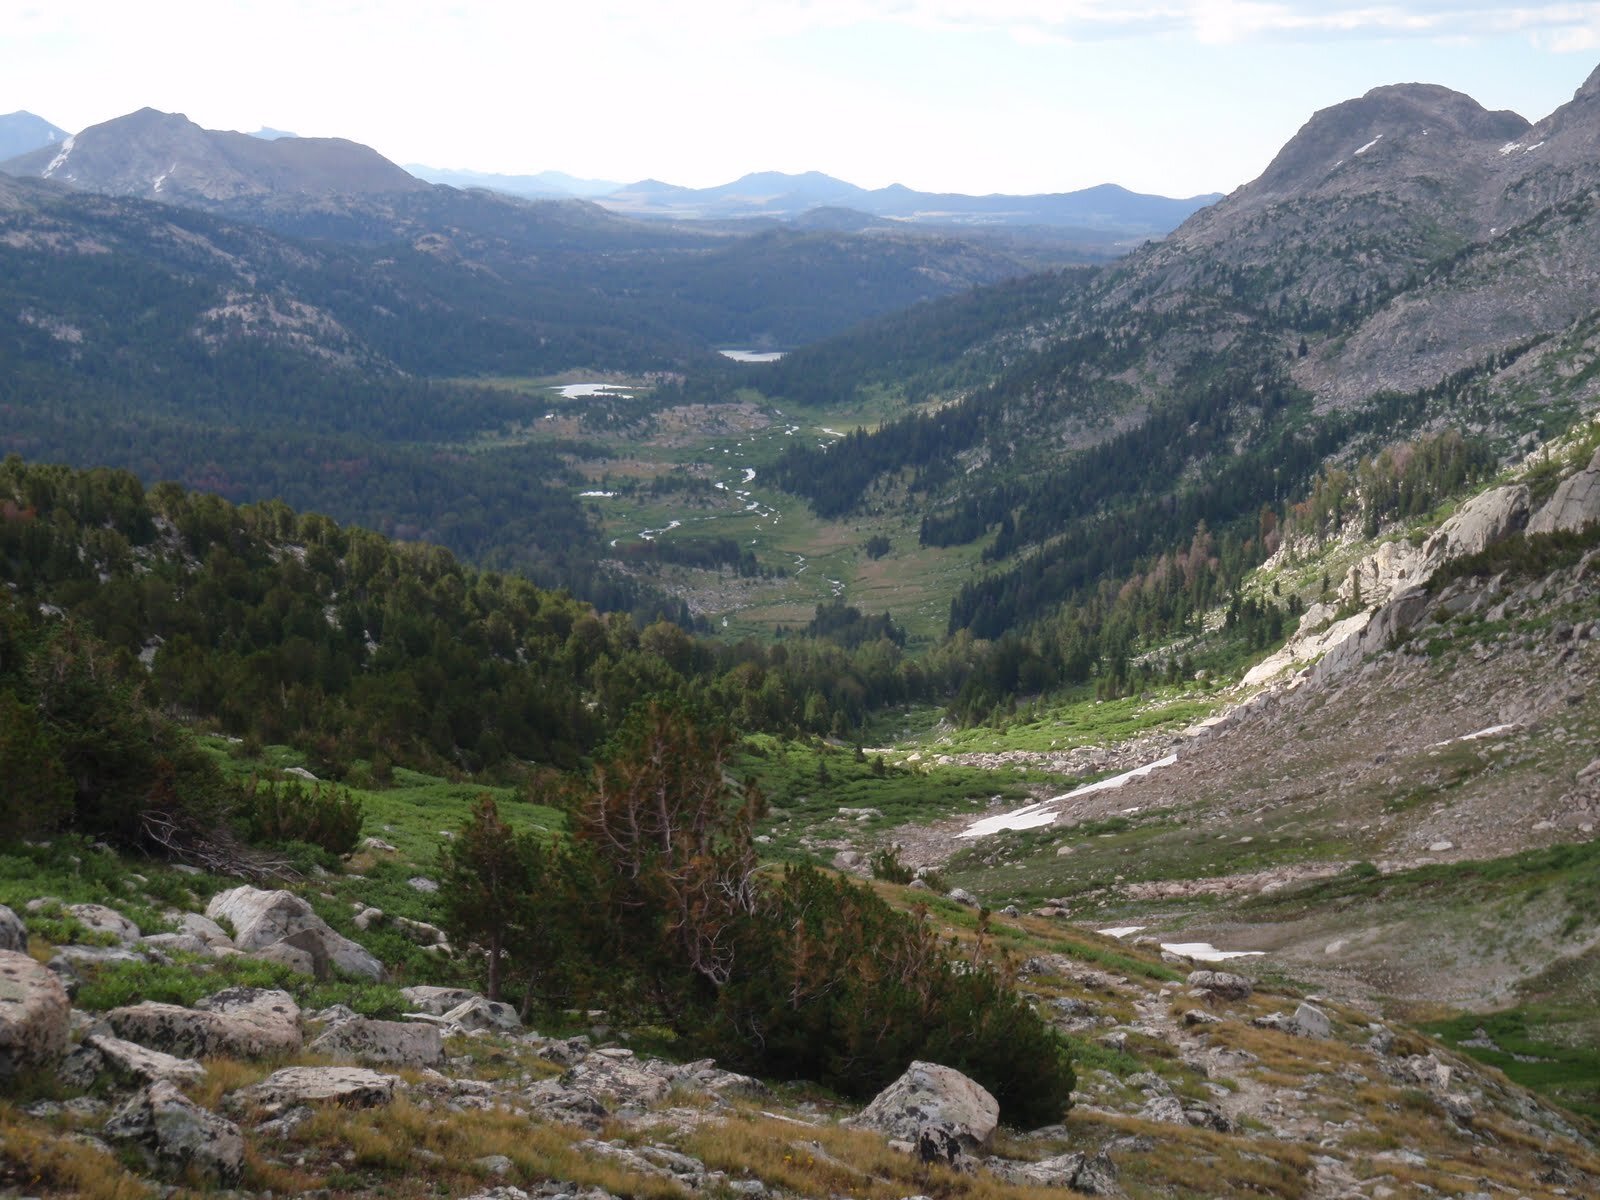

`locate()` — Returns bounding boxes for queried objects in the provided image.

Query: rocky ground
[3,883,1598,1200]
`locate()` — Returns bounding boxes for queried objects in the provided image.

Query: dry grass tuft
[1066,1110,1313,1200]
[287,1099,689,1198]
[0,1102,154,1200]
[687,1112,1083,1200]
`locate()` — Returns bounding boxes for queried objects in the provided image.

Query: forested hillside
[746,75,1600,650]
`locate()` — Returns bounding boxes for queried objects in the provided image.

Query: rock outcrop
[1528,446,1600,535]
[1245,485,1533,691]
[66,904,142,945]
[309,1016,443,1067]
[206,886,384,981]
[103,1080,244,1184]
[400,985,480,1015]
[231,1066,400,1115]
[0,949,70,1079]
[0,904,26,953]
[59,1032,206,1090]
[107,987,302,1059]
[846,1060,1000,1154]
[1340,485,1531,610]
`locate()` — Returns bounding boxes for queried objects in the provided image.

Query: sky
[5,2,1600,198]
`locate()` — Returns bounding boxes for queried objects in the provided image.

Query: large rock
[1528,446,1600,535]
[846,1060,1000,1152]
[1187,969,1253,1001]
[66,904,142,945]
[103,1080,243,1185]
[140,932,215,957]
[998,1150,1117,1193]
[1290,1001,1333,1039]
[0,905,26,953]
[0,949,70,1079]
[441,995,521,1033]
[309,1017,443,1067]
[400,985,481,1015]
[230,1066,399,1115]
[170,912,235,950]
[206,886,384,981]
[60,1032,206,1090]
[1420,485,1530,565]
[107,987,302,1059]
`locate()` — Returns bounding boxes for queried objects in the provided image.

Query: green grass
[927,690,1218,755]
[741,734,1047,856]
[198,736,564,863]
[0,840,216,940]
[1239,839,1600,920]
[1425,1006,1600,1123]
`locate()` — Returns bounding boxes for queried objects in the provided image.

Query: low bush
[232,777,365,857]
[442,701,1076,1126]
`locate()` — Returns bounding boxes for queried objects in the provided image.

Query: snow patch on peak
[42,135,75,179]
[1354,134,1383,156]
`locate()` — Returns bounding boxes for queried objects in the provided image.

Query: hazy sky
[5,2,1600,197]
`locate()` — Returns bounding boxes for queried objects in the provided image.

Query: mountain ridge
[597,167,1220,232]
[1,107,428,205]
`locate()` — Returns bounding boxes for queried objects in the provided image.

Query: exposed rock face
[1529,447,1600,535]
[1342,485,1531,609]
[0,905,26,953]
[231,1066,399,1115]
[103,1080,244,1184]
[309,1017,443,1067]
[205,886,384,981]
[107,988,302,1059]
[1246,485,1534,692]
[60,1032,206,1090]
[846,1060,1000,1152]
[0,949,70,1079]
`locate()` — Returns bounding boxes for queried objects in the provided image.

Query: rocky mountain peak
[1242,82,1528,205]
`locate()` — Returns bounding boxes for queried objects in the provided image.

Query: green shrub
[868,847,915,884]
[440,701,1077,1126]
[233,777,365,857]
[700,864,1076,1127]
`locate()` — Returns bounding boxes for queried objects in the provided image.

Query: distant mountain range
[405,164,623,199]
[408,163,1220,233]
[0,107,1216,238]
[591,171,1221,232]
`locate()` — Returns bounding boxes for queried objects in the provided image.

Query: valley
[5,59,1600,1200]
